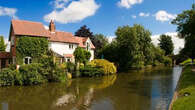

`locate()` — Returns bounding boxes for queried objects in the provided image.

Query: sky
[0,0,193,54]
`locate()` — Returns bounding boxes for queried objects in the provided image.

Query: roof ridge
[12,19,43,24]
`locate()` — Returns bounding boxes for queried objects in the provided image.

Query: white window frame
[69,44,74,49]
[24,57,32,64]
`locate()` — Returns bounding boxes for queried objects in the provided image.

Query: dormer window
[69,44,74,49]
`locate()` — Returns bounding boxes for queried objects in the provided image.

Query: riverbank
[170,66,195,110]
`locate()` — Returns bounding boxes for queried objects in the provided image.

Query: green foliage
[172,5,195,62]
[66,62,75,73]
[172,5,195,38]
[74,47,91,65]
[93,34,109,58]
[16,36,49,64]
[89,59,117,75]
[158,34,174,56]
[19,64,46,85]
[163,56,172,66]
[75,25,93,38]
[180,58,195,66]
[0,68,15,86]
[0,36,6,52]
[80,65,104,77]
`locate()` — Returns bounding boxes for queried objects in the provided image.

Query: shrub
[19,63,46,85]
[89,59,117,75]
[66,62,75,73]
[48,66,66,83]
[163,56,172,66]
[80,65,104,77]
[0,68,15,86]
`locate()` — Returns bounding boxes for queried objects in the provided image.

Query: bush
[0,68,15,86]
[48,66,66,83]
[19,63,46,85]
[80,65,104,77]
[163,56,172,66]
[89,59,117,75]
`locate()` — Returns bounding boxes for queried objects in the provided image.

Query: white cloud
[132,15,136,19]
[53,0,69,9]
[44,0,100,24]
[107,36,116,43]
[117,0,143,9]
[154,10,176,22]
[139,12,150,17]
[0,6,18,19]
[151,32,184,54]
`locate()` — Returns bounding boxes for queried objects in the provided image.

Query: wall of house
[85,38,94,61]
[49,42,78,56]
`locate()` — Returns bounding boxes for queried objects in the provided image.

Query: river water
[0,66,182,110]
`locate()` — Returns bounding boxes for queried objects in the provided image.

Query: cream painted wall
[49,40,94,62]
[49,42,78,56]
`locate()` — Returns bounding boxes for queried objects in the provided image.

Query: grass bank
[172,66,195,110]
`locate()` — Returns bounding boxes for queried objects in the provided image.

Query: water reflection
[0,66,182,110]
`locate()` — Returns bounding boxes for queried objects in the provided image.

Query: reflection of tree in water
[0,67,176,110]
[53,75,117,110]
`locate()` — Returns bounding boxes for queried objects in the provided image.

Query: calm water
[0,66,182,110]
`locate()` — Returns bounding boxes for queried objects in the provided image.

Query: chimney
[49,20,56,32]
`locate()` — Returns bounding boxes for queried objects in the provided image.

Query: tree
[172,5,195,38]
[75,25,93,38]
[93,34,108,58]
[172,4,195,63]
[115,24,152,70]
[0,36,6,52]
[73,47,91,66]
[158,34,174,56]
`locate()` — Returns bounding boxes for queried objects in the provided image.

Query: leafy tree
[158,34,174,56]
[172,5,195,38]
[93,34,108,58]
[172,4,195,63]
[115,24,152,70]
[0,36,6,52]
[75,25,93,38]
[73,47,91,66]
[180,35,195,63]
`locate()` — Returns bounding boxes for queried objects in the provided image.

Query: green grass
[180,59,195,66]
[172,66,195,110]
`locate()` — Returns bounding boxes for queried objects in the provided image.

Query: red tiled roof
[11,20,50,37]
[49,31,79,44]
[10,20,95,49]
[75,37,95,49]
[0,52,11,58]
[64,54,73,58]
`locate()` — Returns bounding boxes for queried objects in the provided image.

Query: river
[0,66,182,110]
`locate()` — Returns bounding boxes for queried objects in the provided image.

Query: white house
[8,19,95,64]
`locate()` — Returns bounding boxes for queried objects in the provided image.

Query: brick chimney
[49,20,56,32]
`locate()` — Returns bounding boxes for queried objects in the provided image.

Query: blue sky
[0,0,193,39]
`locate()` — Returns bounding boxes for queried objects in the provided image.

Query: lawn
[172,66,195,110]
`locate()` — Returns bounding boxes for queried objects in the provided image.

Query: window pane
[24,58,28,64]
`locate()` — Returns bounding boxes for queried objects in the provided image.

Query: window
[24,57,32,64]
[69,44,74,49]
[87,42,90,51]
[11,36,14,46]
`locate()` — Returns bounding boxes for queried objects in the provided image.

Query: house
[0,19,95,68]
